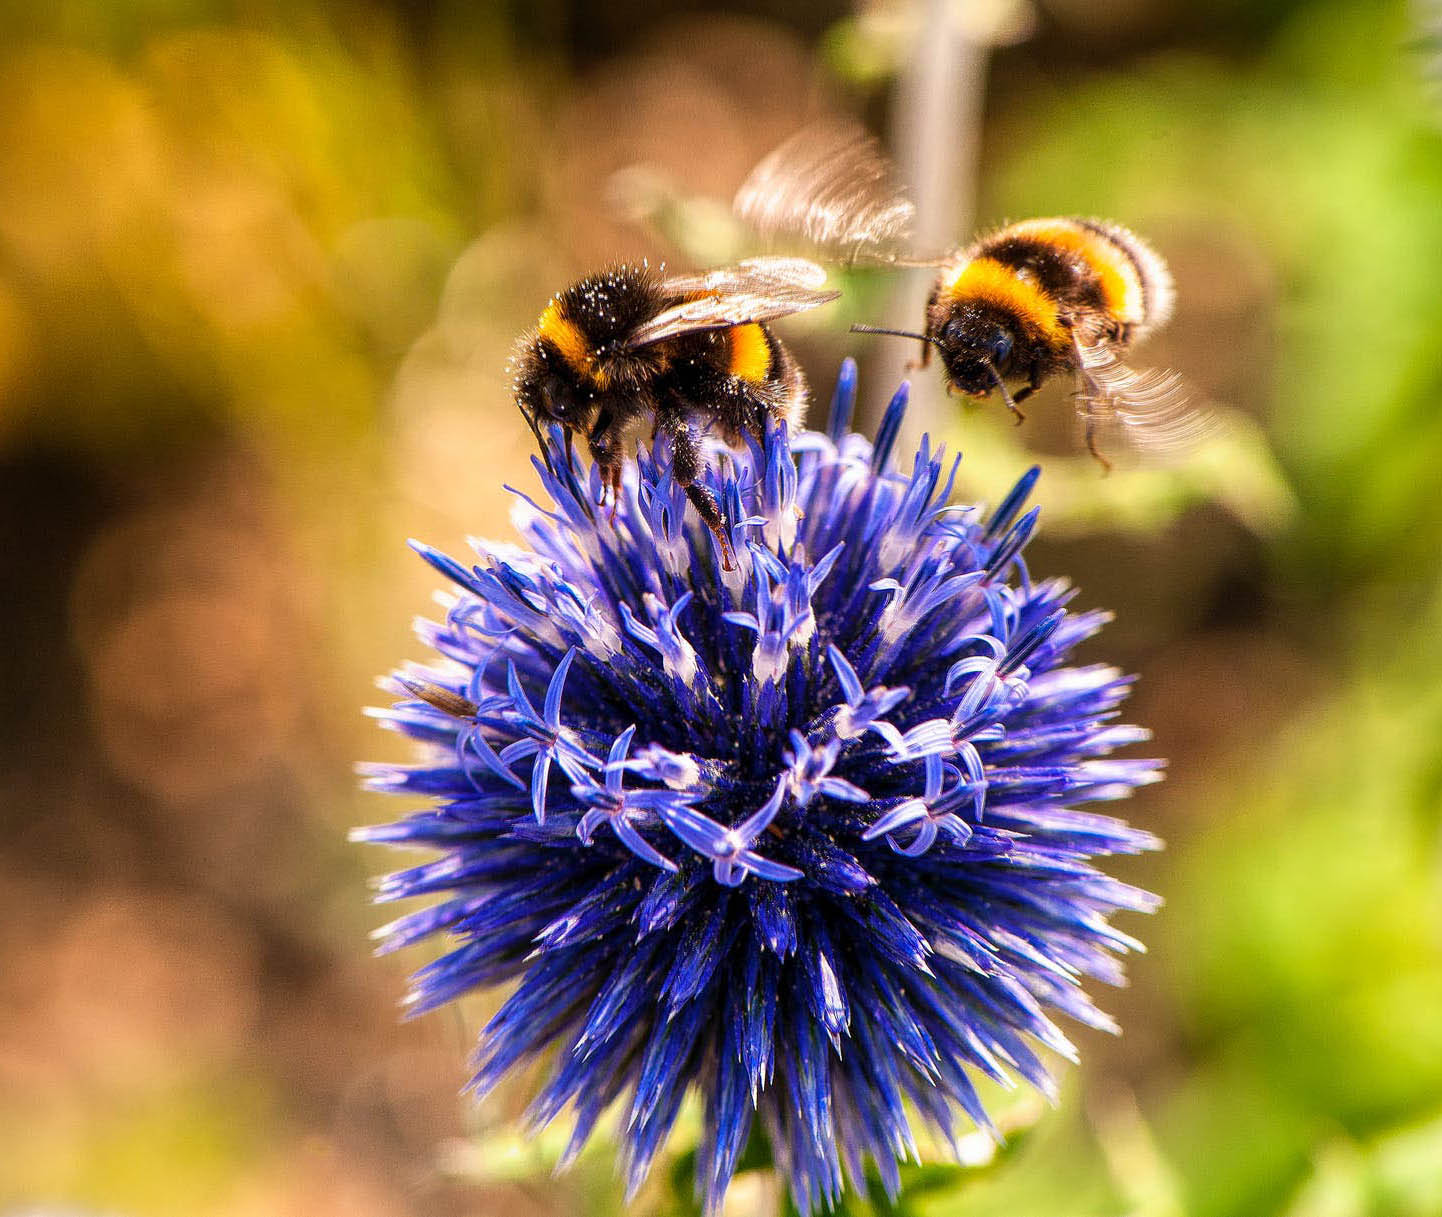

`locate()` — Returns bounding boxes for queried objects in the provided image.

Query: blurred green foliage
[987,0,1442,593]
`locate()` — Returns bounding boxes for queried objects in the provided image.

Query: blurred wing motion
[734,124,918,262]
[624,257,839,350]
[1075,339,1218,461]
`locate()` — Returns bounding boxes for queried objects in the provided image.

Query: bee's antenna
[519,403,556,475]
[983,360,1026,424]
[851,323,944,350]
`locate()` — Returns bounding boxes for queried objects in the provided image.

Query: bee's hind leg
[1081,400,1114,474]
[664,415,736,571]
[684,484,736,571]
[1068,336,1114,473]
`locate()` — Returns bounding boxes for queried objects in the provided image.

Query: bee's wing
[733,123,923,264]
[658,255,831,296]
[623,261,839,350]
[1074,339,1217,462]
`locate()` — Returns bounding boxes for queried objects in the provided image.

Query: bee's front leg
[1012,362,1044,407]
[587,411,625,518]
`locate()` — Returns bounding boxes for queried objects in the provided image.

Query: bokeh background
[3,0,1441,1214]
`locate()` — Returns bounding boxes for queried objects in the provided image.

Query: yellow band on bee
[941,257,1066,343]
[1005,219,1134,319]
[727,323,772,384]
[538,301,609,386]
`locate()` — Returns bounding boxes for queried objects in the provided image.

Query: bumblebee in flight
[736,126,1206,466]
[900,216,1188,467]
[512,257,838,569]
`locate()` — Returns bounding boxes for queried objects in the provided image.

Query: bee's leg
[1082,403,1114,474]
[1067,344,1115,474]
[591,459,624,519]
[587,411,624,517]
[685,483,735,571]
[991,377,1027,425]
[664,415,735,571]
[1004,365,1043,423]
[607,465,623,521]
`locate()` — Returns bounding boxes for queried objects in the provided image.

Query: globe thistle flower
[356,360,1162,1215]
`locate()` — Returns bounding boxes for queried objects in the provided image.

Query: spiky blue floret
[356,361,1163,1215]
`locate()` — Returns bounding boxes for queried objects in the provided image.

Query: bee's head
[513,340,599,472]
[932,305,1018,398]
[850,303,1023,407]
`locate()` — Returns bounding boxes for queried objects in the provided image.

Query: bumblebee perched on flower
[511,258,838,570]
[736,126,1206,466]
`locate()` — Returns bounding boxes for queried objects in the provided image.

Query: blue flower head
[356,360,1162,1214]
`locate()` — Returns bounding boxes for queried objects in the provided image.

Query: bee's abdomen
[1074,218,1174,337]
[764,331,808,429]
[722,323,806,426]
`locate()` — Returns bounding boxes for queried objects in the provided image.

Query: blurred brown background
[3,2,1441,1215]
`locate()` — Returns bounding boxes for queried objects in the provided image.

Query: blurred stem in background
[881,0,1032,448]
[880,0,987,441]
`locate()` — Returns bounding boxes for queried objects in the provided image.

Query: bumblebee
[736,127,1205,466]
[512,257,837,569]
[887,217,1186,466]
